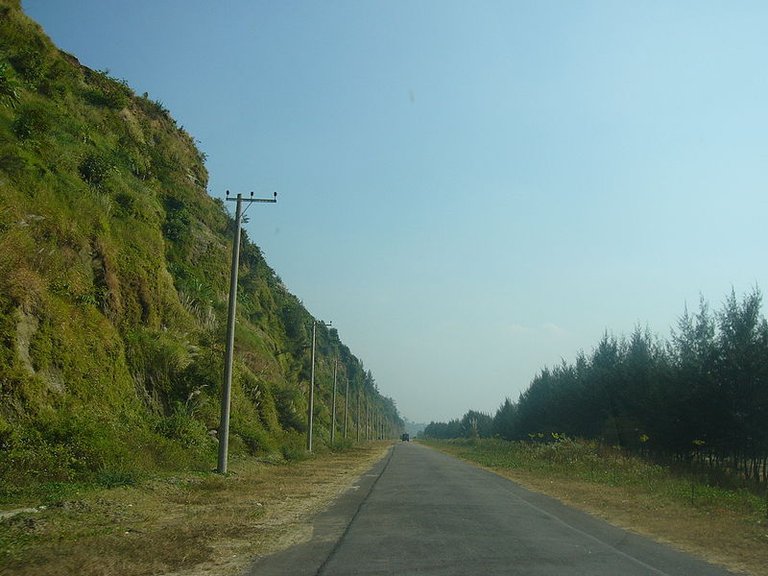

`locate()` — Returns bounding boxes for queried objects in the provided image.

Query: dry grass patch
[0,443,391,576]
[493,470,766,576]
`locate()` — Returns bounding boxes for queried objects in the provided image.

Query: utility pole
[330,359,338,445]
[307,319,331,452]
[218,191,277,475]
[343,376,349,439]
[356,388,361,442]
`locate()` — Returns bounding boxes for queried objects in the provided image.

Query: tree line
[423,288,768,487]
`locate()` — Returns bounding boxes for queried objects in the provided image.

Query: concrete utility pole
[330,359,338,444]
[356,389,361,442]
[307,319,331,452]
[343,376,349,439]
[218,191,277,475]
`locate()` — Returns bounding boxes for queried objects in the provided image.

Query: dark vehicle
[401,433,410,442]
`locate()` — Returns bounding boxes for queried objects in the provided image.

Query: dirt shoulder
[0,443,392,576]
[492,469,765,576]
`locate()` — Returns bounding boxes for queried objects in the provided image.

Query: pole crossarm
[226,190,278,205]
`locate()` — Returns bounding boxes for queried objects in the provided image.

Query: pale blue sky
[24,1,768,423]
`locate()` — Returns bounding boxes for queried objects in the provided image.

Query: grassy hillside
[0,0,400,502]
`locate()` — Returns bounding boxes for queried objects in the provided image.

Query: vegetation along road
[249,442,736,576]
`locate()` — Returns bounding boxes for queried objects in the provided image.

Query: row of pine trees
[424,288,768,486]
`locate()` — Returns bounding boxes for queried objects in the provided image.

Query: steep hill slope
[0,0,401,497]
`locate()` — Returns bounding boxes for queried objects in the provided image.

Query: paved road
[247,443,737,575]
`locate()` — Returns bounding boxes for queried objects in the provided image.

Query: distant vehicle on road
[401,433,410,442]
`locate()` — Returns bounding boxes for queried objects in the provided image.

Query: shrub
[12,105,50,140]
[78,152,112,187]
[0,61,20,108]
[273,383,307,432]
[83,69,132,109]
[0,147,27,175]
[8,45,46,85]
[124,330,192,410]
[95,467,138,488]
[280,430,308,461]
[155,403,211,449]
[236,424,277,455]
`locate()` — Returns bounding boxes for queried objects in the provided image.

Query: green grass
[0,0,403,510]
[425,437,766,519]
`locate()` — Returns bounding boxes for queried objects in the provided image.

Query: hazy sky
[24,1,768,423]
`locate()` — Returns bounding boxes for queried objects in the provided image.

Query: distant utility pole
[356,389,361,442]
[343,376,349,439]
[330,359,338,444]
[307,319,331,452]
[218,191,277,475]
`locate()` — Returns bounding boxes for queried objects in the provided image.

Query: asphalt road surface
[247,442,737,576]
